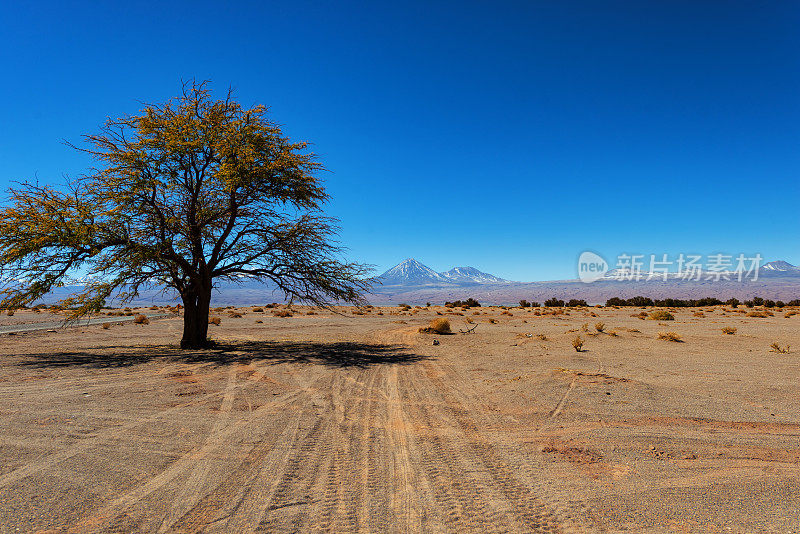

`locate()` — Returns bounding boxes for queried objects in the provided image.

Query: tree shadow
[17,340,431,370]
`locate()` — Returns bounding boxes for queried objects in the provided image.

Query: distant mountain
[374,258,508,287]
[368,258,800,305]
[375,258,449,286]
[761,260,799,273]
[440,266,509,284]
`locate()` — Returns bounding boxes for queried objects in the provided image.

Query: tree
[0,82,371,348]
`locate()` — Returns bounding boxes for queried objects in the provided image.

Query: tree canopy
[0,82,371,347]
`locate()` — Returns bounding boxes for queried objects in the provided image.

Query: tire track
[420,360,595,532]
[67,364,318,533]
[400,368,526,533]
[156,364,239,532]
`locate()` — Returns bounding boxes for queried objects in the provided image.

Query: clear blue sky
[1,1,798,281]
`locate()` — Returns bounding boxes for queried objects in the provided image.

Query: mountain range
[365,258,800,305]
[22,258,800,307]
[375,258,510,286]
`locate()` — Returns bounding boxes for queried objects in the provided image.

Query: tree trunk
[180,288,212,349]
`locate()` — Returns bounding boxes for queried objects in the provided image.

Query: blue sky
[1,1,798,281]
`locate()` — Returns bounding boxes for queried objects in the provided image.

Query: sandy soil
[0,304,798,533]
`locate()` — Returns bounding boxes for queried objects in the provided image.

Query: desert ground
[0,304,798,533]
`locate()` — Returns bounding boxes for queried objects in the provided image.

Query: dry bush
[307,310,317,315]
[209,316,222,325]
[606,330,618,337]
[272,309,293,318]
[657,331,682,342]
[419,318,452,334]
[632,311,648,320]
[594,322,605,332]
[101,322,111,330]
[785,310,798,318]
[572,336,584,352]
[580,323,589,332]
[769,342,790,354]
[721,326,737,335]
[133,314,149,325]
[465,316,474,324]
[252,307,264,312]
[488,318,498,324]
[229,312,243,318]
[501,310,512,316]
[747,311,768,318]
[536,333,548,341]
[649,310,674,321]
[693,311,705,317]
[6,309,14,316]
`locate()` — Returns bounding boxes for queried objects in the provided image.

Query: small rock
[433,339,440,345]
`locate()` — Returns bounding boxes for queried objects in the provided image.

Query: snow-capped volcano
[375,259,508,286]
[761,260,799,273]
[375,258,449,286]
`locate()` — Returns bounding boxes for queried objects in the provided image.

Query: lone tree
[0,82,371,348]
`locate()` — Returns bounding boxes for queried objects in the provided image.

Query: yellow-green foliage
[649,310,675,321]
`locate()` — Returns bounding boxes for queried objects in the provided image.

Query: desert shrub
[785,311,798,318]
[229,312,243,318]
[6,309,14,316]
[580,323,589,332]
[657,331,682,342]
[465,316,474,324]
[693,311,705,317]
[594,322,605,332]
[252,307,264,312]
[649,310,674,321]
[488,318,498,324]
[606,330,618,336]
[272,309,292,318]
[133,314,149,325]
[747,311,768,318]
[572,336,584,352]
[544,297,565,307]
[255,319,263,323]
[101,322,111,330]
[726,298,740,308]
[209,316,222,325]
[566,299,588,307]
[721,326,737,335]
[501,310,512,316]
[529,301,541,308]
[419,318,451,334]
[307,310,317,315]
[519,300,530,308]
[444,298,481,308]
[536,333,548,340]
[769,342,790,354]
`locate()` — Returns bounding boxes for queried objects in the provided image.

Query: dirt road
[0,306,798,532]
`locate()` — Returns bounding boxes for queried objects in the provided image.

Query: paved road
[0,313,171,334]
